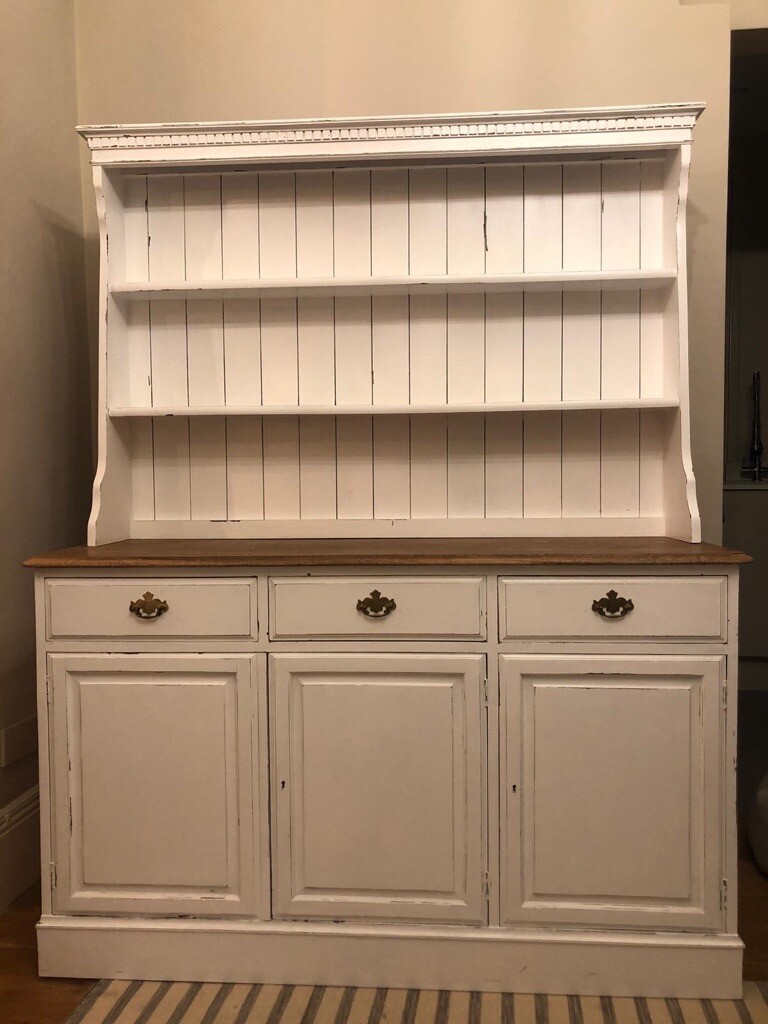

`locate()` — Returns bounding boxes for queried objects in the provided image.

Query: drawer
[499,576,727,641]
[269,576,486,640]
[46,578,256,640]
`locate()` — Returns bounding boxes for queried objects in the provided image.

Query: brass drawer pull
[592,589,634,619]
[129,592,169,620]
[356,590,396,618]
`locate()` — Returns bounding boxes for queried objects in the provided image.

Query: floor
[1,858,768,1024]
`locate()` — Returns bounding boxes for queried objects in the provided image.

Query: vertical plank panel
[126,302,152,407]
[562,163,601,271]
[258,171,297,278]
[410,415,448,518]
[124,176,152,412]
[523,412,562,518]
[640,160,665,268]
[410,295,447,404]
[184,174,222,279]
[147,175,185,280]
[261,299,298,406]
[485,413,522,518]
[131,419,155,520]
[123,175,149,281]
[296,171,334,276]
[561,292,601,401]
[333,170,373,506]
[601,161,641,513]
[485,292,523,404]
[447,414,485,518]
[298,298,335,405]
[371,170,409,406]
[446,167,485,406]
[372,297,409,404]
[640,160,667,400]
[373,416,410,519]
[409,167,448,408]
[523,162,563,504]
[562,161,601,524]
[153,417,190,520]
[221,171,260,278]
[226,417,264,520]
[263,417,300,519]
[485,165,524,274]
[371,169,409,276]
[149,301,188,407]
[334,297,372,405]
[296,174,336,512]
[640,290,666,399]
[524,293,562,402]
[561,411,601,517]
[602,161,641,270]
[639,409,665,518]
[336,416,373,519]
[523,164,562,272]
[601,291,640,399]
[183,177,226,517]
[189,418,227,519]
[146,175,189,519]
[371,172,409,502]
[221,173,261,515]
[187,300,225,406]
[223,298,261,406]
[447,295,485,403]
[299,416,337,519]
[408,167,447,275]
[333,170,371,276]
[447,166,485,273]
[601,410,640,516]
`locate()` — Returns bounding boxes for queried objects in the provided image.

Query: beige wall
[731,0,768,30]
[0,1,92,807]
[74,0,732,542]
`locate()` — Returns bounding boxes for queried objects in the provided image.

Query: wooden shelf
[109,398,680,418]
[110,269,677,302]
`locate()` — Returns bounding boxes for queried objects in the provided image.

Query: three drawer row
[44,574,728,642]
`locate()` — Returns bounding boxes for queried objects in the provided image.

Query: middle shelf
[110,269,677,302]
[109,398,679,418]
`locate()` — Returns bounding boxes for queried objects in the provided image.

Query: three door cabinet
[27,541,746,997]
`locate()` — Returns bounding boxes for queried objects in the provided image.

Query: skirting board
[37,917,743,998]
[0,787,40,910]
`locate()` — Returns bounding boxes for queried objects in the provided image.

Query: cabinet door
[49,654,266,917]
[500,655,723,931]
[271,653,486,923]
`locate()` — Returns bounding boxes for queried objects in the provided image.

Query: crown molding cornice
[78,103,705,166]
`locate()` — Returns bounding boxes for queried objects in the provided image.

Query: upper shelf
[110,269,677,302]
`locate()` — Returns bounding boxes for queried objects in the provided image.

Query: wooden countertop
[24,537,751,568]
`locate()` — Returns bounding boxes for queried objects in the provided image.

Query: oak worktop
[25,537,750,569]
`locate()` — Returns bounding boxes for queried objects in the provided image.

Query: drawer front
[269,576,486,640]
[46,579,256,639]
[499,576,727,641]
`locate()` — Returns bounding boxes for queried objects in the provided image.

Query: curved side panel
[665,145,701,543]
[87,166,131,545]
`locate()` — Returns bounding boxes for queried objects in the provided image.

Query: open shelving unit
[79,104,703,543]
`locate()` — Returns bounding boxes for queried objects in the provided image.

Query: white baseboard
[36,915,744,998]
[0,786,40,910]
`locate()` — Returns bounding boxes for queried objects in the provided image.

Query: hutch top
[79,102,704,545]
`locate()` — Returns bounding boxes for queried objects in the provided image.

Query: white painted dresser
[27,105,749,997]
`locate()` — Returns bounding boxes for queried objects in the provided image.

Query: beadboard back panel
[82,107,702,542]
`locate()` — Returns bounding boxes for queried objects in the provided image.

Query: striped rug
[65,981,768,1024]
